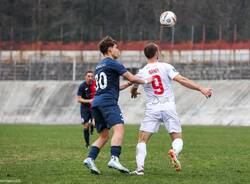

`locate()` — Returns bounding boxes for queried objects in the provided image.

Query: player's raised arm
[119,81,132,91]
[122,71,152,85]
[173,74,212,98]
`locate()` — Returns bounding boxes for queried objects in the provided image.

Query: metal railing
[0,50,250,81]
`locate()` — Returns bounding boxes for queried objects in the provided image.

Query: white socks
[136,142,147,171]
[172,138,183,157]
[135,139,183,171]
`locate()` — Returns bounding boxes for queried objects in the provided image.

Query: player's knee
[100,130,109,142]
[170,132,182,140]
[101,136,109,144]
[138,131,151,143]
[83,123,89,129]
[115,124,124,132]
[138,137,147,143]
[113,125,124,138]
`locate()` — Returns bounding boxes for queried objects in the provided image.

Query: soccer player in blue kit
[77,71,96,149]
[83,36,152,175]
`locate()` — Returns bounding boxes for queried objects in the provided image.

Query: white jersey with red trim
[137,61,179,109]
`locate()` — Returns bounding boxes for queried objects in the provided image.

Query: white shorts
[140,104,182,133]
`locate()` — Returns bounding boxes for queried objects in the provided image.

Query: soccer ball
[160,11,177,27]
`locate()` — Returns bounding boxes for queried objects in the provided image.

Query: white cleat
[168,149,181,172]
[130,169,144,176]
[83,158,101,175]
[107,156,130,173]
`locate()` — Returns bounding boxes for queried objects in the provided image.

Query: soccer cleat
[168,149,181,172]
[83,158,101,175]
[130,169,144,176]
[107,156,130,173]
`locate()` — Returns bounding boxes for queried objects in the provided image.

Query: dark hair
[98,36,117,55]
[85,70,93,75]
[144,43,159,59]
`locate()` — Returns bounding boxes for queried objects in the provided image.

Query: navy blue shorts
[92,105,124,133]
[80,107,93,124]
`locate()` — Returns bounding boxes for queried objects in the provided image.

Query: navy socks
[83,128,90,146]
[111,146,121,158]
[88,146,100,160]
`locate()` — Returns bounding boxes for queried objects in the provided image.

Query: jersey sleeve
[77,82,84,96]
[111,61,128,75]
[167,64,179,79]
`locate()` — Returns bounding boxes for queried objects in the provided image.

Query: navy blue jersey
[77,80,93,109]
[92,57,127,107]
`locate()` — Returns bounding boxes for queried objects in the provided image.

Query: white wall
[0,80,250,126]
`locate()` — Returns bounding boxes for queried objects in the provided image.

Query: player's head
[85,71,94,84]
[99,36,120,59]
[144,43,159,60]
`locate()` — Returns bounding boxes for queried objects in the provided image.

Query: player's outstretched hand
[130,87,141,98]
[89,99,93,104]
[200,87,212,98]
[145,77,153,84]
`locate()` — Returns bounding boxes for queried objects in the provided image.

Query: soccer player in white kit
[130,43,212,175]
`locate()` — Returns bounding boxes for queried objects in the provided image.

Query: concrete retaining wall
[0,80,249,125]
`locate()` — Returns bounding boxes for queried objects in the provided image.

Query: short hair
[98,36,117,55]
[144,43,159,59]
[85,70,93,76]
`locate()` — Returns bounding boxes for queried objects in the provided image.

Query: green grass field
[0,124,250,184]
